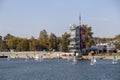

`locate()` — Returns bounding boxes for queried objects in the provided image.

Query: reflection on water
[0,58,120,80]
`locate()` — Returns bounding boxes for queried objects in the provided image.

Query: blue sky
[0,0,120,38]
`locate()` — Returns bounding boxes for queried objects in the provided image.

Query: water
[0,58,120,80]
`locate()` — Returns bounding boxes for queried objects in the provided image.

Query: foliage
[57,37,62,51]
[116,43,120,50]
[17,38,29,51]
[2,26,120,52]
[61,32,70,52]
[114,34,120,40]
[86,26,94,47]
[49,33,58,51]
[0,41,9,51]
[6,36,19,50]
[114,34,120,49]
[39,29,49,51]
[29,36,39,51]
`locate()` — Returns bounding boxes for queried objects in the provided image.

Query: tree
[0,35,9,51]
[114,34,120,40]
[86,26,94,48]
[114,34,120,50]
[17,38,29,51]
[116,43,120,50]
[29,36,39,51]
[61,32,70,52]
[39,29,49,50]
[0,41,9,51]
[49,33,57,51]
[4,33,14,41]
[0,36,2,42]
[6,37,19,50]
[57,37,62,51]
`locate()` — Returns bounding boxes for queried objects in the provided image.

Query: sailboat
[90,56,96,65]
[67,54,71,62]
[35,54,43,62]
[25,54,29,62]
[72,53,77,64]
[112,56,117,64]
[7,55,10,61]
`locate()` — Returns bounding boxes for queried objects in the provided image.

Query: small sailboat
[94,58,97,63]
[72,53,77,64]
[57,53,60,59]
[35,54,43,62]
[90,56,96,65]
[112,56,117,64]
[67,54,71,62]
[7,55,10,61]
[25,54,29,62]
[73,56,77,64]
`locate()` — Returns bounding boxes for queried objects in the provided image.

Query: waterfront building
[68,24,86,55]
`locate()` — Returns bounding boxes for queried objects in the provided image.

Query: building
[68,24,86,55]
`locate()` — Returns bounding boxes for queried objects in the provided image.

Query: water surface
[0,58,120,80]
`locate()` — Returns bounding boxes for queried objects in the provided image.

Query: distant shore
[82,55,120,60]
[0,51,120,60]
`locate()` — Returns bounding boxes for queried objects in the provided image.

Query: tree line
[0,29,71,52]
[2,26,115,52]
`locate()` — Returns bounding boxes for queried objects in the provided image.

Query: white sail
[90,56,96,65]
[112,56,117,64]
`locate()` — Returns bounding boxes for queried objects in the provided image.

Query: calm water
[0,58,120,80]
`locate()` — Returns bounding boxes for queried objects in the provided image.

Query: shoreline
[0,52,120,60]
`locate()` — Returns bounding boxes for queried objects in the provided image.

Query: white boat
[25,54,29,62]
[67,55,71,62]
[94,58,97,63]
[112,56,117,64]
[7,55,10,61]
[72,56,77,64]
[35,54,43,62]
[90,56,96,65]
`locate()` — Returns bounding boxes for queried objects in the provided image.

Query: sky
[0,0,120,38]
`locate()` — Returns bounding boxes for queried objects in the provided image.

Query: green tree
[114,34,120,50]
[6,37,19,50]
[4,33,14,41]
[116,43,120,50]
[49,33,57,51]
[0,41,9,51]
[57,37,62,51]
[114,34,120,40]
[17,38,29,51]
[86,26,94,48]
[29,36,39,51]
[39,29,49,50]
[0,35,9,51]
[61,32,70,52]
[0,36,2,42]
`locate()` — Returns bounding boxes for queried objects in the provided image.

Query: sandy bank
[0,52,120,60]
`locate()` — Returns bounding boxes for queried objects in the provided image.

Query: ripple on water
[0,59,120,80]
